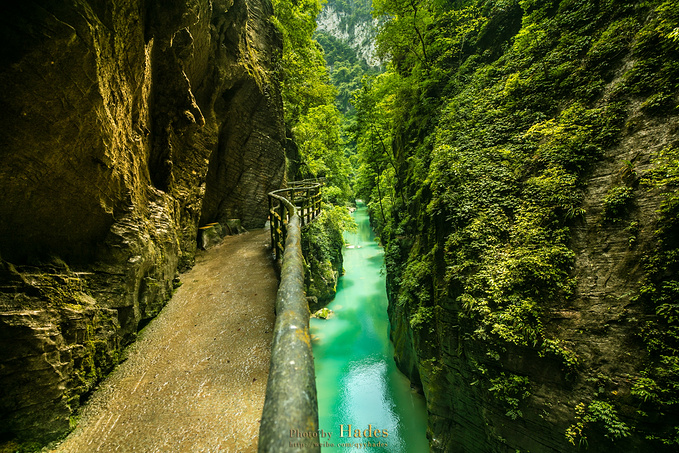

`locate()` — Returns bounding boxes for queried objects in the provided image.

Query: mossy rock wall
[378,1,679,451]
[0,0,286,444]
[0,280,119,442]
[301,209,345,311]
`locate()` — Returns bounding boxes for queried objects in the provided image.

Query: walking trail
[54,229,277,453]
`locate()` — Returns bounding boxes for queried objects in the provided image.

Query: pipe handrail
[259,181,323,452]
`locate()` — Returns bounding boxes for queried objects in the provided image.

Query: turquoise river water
[309,202,429,452]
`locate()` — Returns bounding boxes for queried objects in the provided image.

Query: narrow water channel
[310,202,429,452]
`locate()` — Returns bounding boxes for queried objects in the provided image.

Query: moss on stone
[301,204,353,310]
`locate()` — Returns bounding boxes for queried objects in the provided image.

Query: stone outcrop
[301,210,344,312]
[0,0,285,444]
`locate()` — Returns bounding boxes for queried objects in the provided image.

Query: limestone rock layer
[0,0,285,443]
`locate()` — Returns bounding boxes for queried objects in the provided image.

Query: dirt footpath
[55,229,277,453]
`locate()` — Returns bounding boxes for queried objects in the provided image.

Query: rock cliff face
[0,0,285,444]
[379,1,679,452]
[390,111,678,453]
[315,0,379,67]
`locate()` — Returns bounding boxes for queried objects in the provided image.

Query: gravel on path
[54,229,277,453]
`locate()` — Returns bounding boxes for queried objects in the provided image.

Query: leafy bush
[488,373,531,420]
[602,186,634,221]
[566,400,631,446]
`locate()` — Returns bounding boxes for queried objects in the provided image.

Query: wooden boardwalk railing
[259,180,323,453]
[267,180,323,261]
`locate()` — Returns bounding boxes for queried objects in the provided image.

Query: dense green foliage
[272,0,334,127]
[272,0,353,200]
[312,0,383,197]
[316,31,381,114]
[273,0,363,307]
[350,0,679,448]
[352,71,401,235]
[632,145,679,446]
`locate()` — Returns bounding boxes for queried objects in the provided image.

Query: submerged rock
[312,307,333,319]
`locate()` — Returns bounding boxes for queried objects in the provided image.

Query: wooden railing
[267,180,323,261]
[259,180,323,453]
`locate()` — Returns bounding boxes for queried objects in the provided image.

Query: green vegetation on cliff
[350,0,679,450]
[272,0,353,199]
[273,0,359,304]
[633,144,679,446]
[302,204,356,309]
